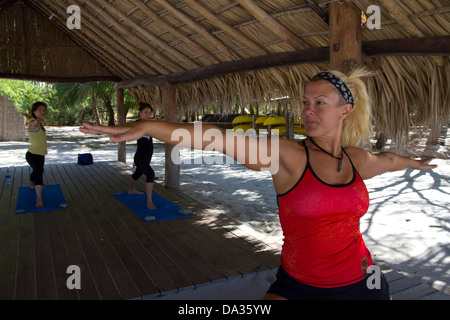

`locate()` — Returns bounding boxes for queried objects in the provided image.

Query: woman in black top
[129,103,156,210]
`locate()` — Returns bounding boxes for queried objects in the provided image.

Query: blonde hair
[310,68,374,148]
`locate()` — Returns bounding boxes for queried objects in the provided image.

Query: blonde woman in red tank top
[80,69,437,300]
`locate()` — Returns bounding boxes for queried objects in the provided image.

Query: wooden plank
[393,283,440,300]
[101,161,279,274]
[53,210,102,300]
[69,200,141,299]
[71,166,162,292]
[420,290,450,300]
[383,269,406,283]
[159,216,253,279]
[88,162,211,292]
[389,275,423,294]
[14,166,37,300]
[62,165,148,298]
[0,162,284,300]
[63,162,139,298]
[32,164,58,299]
[99,162,277,284]
[44,208,79,300]
[44,164,94,299]
[85,165,176,292]
[33,212,57,300]
[66,201,128,299]
[0,167,22,299]
[385,269,450,300]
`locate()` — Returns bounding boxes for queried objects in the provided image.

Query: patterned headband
[312,72,354,108]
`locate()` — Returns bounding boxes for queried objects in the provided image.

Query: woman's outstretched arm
[80,121,282,174]
[347,147,438,180]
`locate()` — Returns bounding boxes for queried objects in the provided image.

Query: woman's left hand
[80,122,147,142]
[414,158,438,170]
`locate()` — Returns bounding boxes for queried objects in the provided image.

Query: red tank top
[277,141,372,288]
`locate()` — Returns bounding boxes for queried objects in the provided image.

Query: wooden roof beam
[44,0,143,78]
[32,0,131,79]
[378,0,446,66]
[53,0,156,75]
[183,0,268,56]
[96,0,200,70]
[304,0,329,24]
[75,0,177,74]
[129,0,220,65]
[71,0,162,75]
[153,0,238,60]
[115,36,450,89]
[235,0,309,51]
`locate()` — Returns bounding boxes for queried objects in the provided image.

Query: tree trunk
[91,93,101,125]
[104,97,115,126]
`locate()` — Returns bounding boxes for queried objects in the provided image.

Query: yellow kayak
[255,116,270,125]
[232,115,253,124]
[232,124,254,132]
[263,116,286,126]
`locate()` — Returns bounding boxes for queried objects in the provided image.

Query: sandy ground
[1,126,449,297]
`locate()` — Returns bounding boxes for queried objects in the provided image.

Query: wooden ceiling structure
[1,1,449,165]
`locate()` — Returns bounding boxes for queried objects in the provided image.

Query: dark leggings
[132,155,155,183]
[267,266,391,300]
[26,151,45,186]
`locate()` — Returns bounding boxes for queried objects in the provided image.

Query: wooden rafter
[75,0,178,74]
[378,0,446,66]
[70,0,164,75]
[63,2,154,76]
[30,0,128,80]
[128,0,220,64]
[115,36,450,89]
[378,0,424,37]
[304,0,329,24]
[43,0,139,78]
[96,0,200,70]
[153,0,238,60]
[183,0,268,56]
[235,0,309,50]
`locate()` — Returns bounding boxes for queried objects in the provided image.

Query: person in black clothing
[129,103,156,210]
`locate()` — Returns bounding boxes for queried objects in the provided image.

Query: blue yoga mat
[16,184,68,214]
[113,192,193,222]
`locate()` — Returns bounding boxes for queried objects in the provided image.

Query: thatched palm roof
[1,0,449,148]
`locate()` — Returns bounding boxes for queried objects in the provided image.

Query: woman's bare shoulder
[273,138,307,187]
[344,146,372,159]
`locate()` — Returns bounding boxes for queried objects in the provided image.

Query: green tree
[52,82,136,126]
[0,79,136,125]
[0,79,55,116]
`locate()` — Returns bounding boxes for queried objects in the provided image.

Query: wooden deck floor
[0,161,448,300]
[383,267,450,300]
[0,161,280,300]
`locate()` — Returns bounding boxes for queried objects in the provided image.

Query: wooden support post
[116,88,126,163]
[285,104,294,140]
[329,1,362,73]
[161,82,180,189]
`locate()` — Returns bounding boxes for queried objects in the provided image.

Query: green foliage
[0,79,56,116]
[0,79,137,126]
